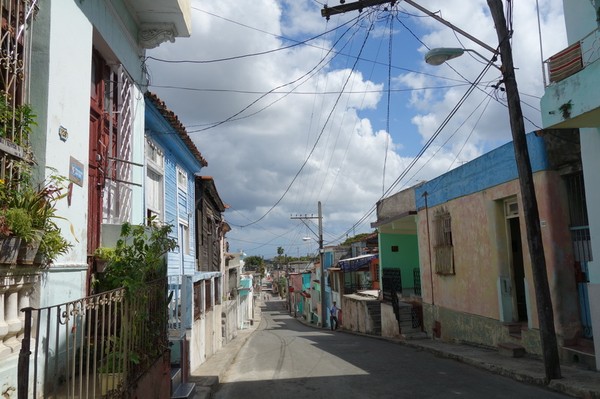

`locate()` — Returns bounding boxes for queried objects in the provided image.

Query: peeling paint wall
[414,133,579,352]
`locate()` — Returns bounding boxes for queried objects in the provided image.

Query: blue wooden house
[144,92,208,276]
[144,92,208,389]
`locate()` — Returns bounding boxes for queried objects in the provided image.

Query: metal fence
[18,278,168,398]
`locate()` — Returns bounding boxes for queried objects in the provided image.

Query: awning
[338,254,378,272]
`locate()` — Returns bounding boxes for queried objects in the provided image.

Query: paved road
[214,298,571,399]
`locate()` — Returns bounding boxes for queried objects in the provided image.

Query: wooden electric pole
[292,202,325,328]
[487,0,561,380]
[320,0,562,381]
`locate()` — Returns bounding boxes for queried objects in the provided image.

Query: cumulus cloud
[147,0,566,257]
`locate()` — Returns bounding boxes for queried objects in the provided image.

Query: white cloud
[147,0,566,257]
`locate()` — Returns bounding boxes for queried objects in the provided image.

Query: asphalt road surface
[214,298,570,399]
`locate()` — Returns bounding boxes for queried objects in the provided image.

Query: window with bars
[102,66,135,224]
[434,209,454,275]
[0,0,37,185]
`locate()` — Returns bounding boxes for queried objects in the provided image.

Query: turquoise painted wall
[380,233,420,290]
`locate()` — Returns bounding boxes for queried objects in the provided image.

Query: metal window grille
[434,211,454,275]
[0,0,38,185]
[103,66,135,224]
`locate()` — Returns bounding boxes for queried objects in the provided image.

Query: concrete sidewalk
[187,301,600,398]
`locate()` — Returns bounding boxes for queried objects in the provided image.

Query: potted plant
[0,207,33,264]
[5,169,73,266]
[93,246,115,273]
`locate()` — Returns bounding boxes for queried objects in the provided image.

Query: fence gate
[382,268,402,302]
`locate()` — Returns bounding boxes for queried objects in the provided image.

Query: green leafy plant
[36,226,73,266]
[0,93,37,148]
[94,247,116,260]
[100,218,178,294]
[0,207,33,240]
[98,336,140,374]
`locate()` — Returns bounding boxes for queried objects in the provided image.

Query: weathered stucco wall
[190,305,219,370]
[422,303,544,357]
[418,170,578,343]
[381,302,400,338]
[376,188,415,220]
[341,296,376,334]
[222,300,238,345]
[413,133,579,351]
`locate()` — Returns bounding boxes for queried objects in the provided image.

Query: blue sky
[147,0,567,259]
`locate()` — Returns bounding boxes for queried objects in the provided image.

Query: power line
[239,17,377,228]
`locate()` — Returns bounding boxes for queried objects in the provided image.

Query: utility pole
[291,202,325,327]
[487,0,560,379]
[320,0,561,380]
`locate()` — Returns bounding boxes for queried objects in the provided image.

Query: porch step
[171,368,182,391]
[172,383,196,399]
[171,367,196,399]
[504,322,523,339]
[497,342,526,358]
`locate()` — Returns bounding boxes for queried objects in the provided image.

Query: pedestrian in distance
[329,301,339,331]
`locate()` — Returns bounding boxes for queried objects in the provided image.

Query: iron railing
[18,278,169,398]
[413,268,421,296]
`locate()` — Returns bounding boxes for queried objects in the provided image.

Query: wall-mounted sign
[58,126,68,141]
[0,137,24,159]
[69,156,84,187]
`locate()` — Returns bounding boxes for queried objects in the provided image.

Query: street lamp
[424,47,499,68]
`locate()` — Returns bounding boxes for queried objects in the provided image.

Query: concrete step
[171,368,182,394]
[497,342,526,358]
[504,322,523,338]
[562,342,596,370]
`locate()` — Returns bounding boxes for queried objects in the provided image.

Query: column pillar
[0,285,11,356]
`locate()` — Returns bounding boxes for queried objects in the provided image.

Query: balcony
[541,28,600,129]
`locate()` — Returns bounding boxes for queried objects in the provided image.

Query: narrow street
[213,298,571,399]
